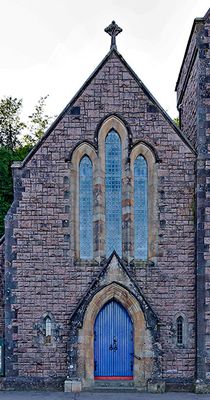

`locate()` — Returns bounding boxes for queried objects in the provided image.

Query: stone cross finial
[104,21,122,50]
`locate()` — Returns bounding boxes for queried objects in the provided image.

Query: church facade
[0,10,210,393]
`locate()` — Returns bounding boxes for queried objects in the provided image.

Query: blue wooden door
[94,301,134,379]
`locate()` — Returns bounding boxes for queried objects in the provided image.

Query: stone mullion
[69,165,78,259]
[122,162,133,261]
[93,166,105,262]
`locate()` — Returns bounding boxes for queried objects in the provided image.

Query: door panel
[94,300,133,379]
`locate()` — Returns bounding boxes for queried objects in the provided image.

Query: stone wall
[4,50,196,382]
[176,21,203,148]
[68,254,158,389]
[0,237,4,337]
[179,56,198,148]
[176,23,198,98]
[197,12,210,381]
[176,9,210,383]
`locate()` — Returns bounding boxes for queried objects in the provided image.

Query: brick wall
[4,50,196,380]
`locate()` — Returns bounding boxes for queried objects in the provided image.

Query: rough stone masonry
[0,10,209,393]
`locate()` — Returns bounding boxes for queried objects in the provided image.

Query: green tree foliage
[0,145,32,237]
[174,116,180,128]
[0,97,26,150]
[0,147,13,236]
[0,95,53,237]
[23,95,52,146]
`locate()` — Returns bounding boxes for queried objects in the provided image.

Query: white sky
[0,0,209,121]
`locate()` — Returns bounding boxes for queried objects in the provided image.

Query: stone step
[84,380,140,392]
[94,380,134,387]
[84,387,138,392]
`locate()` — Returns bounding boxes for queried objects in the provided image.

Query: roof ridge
[114,50,196,154]
[18,48,116,169]
[17,46,196,169]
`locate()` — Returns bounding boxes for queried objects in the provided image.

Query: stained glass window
[177,316,183,345]
[134,156,148,260]
[79,156,93,259]
[105,130,122,257]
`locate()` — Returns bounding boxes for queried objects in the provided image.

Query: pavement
[0,392,210,400]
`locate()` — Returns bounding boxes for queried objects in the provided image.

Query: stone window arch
[175,313,187,347]
[34,312,61,346]
[98,116,129,260]
[45,316,52,343]
[134,155,148,260]
[177,316,183,345]
[70,142,98,260]
[77,283,154,387]
[70,118,158,263]
[105,129,122,257]
[130,142,158,262]
[79,155,93,259]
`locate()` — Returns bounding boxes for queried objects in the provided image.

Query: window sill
[131,259,155,268]
[176,343,185,349]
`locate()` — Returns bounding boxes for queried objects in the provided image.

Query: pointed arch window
[45,317,52,337]
[79,156,93,259]
[72,117,157,262]
[134,155,148,260]
[177,316,183,345]
[45,316,52,344]
[105,129,122,257]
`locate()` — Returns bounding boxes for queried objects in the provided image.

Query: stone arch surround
[78,283,155,388]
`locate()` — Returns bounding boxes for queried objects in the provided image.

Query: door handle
[109,337,118,351]
[113,337,118,351]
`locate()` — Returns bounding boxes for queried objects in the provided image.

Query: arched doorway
[94,300,134,380]
[74,282,156,388]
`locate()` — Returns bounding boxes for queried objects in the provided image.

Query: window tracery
[105,130,122,257]
[71,116,157,263]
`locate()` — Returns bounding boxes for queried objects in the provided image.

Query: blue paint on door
[94,300,134,378]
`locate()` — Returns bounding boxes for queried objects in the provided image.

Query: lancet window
[177,316,184,345]
[72,116,156,262]
[134,155,148,260]
[105,130,122,257]
[79,156,93,259]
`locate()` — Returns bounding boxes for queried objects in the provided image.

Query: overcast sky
[0,0,209,121]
